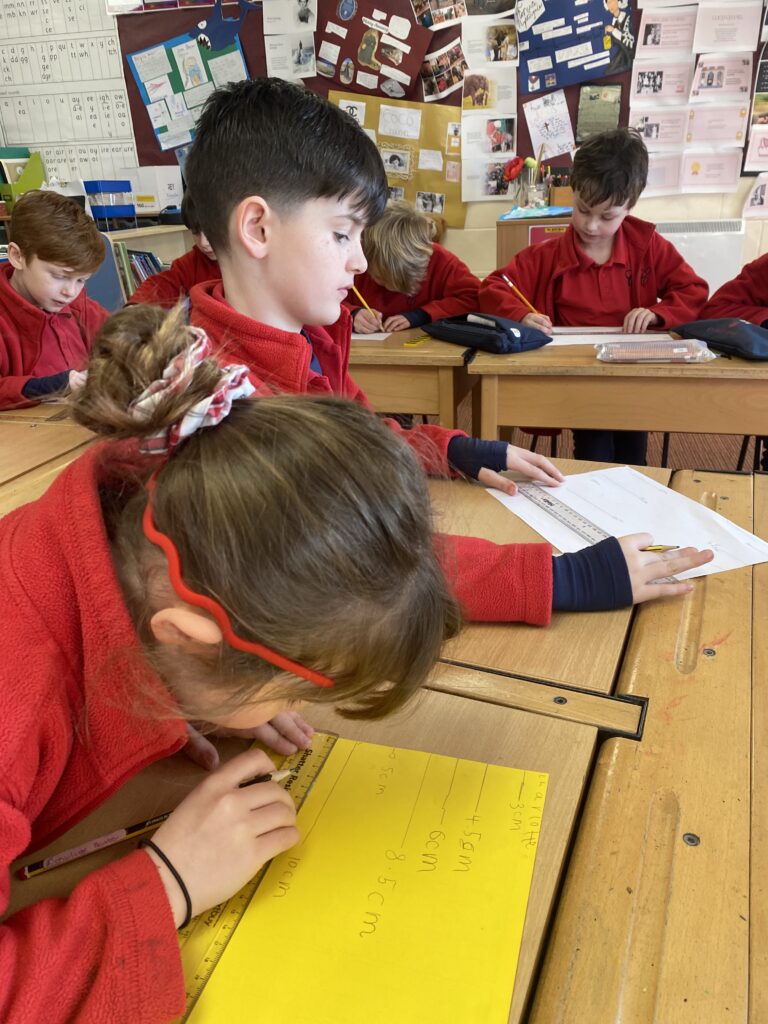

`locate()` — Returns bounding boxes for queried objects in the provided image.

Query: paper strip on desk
[489,466,768,579]
[546,331,672,348]
[351,332,390,340]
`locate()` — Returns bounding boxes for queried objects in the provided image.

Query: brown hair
[72,304,460,720]
[10,190,104,272]
[363,199,438,295]
[181,190,202,235]
[571,128,649,209]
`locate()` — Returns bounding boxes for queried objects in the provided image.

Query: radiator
[654,219,745,296]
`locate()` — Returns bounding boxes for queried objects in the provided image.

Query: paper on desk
[489,466,768,579]
[187,738,547,1022]
[546,330,672,347]
[351,331,390,340]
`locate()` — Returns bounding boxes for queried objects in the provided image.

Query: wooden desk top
[0,401,72,424]
[349,328,468,366]
[0,421,93,488]
[468,343,768,379]
[751,473,767,1022]
[432,458,671,693]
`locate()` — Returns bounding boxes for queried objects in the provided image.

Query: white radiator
[654,219,744,295]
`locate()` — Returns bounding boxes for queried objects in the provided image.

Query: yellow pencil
[501,274,540,316]
[351,285,382,328]
[641,545,680,552]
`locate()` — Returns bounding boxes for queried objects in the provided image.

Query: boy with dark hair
[479,128,708,464]
[128,191,220,307]
[0,189,108,409]
[184,79,710,623]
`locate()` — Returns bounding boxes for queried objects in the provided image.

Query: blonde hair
[363,199,439,295]
[72,304,459,720]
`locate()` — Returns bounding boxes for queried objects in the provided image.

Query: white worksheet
[546,329,670,348]
[489,466,768,579]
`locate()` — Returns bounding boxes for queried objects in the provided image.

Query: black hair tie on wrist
[140,839,192,929]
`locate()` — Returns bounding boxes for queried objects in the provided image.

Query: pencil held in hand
[501,274,539,315]
[351,286,383,330]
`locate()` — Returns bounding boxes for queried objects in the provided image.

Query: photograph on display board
[411,0,515,30]
[420,37,469,101]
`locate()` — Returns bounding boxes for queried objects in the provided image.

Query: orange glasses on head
[142,471,334,689]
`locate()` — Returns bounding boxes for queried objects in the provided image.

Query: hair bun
[71,304,224,440]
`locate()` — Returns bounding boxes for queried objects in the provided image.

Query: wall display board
[330,87,465,226]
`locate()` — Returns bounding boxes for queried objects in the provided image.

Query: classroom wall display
[420,35,469,101]
[746,41,768,171]
[522,88,575,160]
[410,0,515,32]
[743,170,768,216]
[108,0,211,14]
[313,0,432,98]
[575,83,621,141]
[127,30,248,150]
[0,0,137,183]
[517,0,637,97]
[461,62,517,201]
[330,88,466,226]
[462,13,518,70]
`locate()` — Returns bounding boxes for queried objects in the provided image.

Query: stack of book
[113,241,166,297]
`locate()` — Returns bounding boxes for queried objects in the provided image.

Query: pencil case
[423,313,551,354]
[595,339,716,363]
[672,318,768,360]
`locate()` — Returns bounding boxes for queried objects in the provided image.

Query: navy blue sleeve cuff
[21,370,70,400]
[403,308,431,328]
[551,536,633,612]
[447,436,508,478]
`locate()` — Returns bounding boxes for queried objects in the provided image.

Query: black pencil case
[423,313,551,354]
[673,317,768,360]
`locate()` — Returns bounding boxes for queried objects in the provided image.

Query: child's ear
[7,242,26,271]
[150,607,223,649]
[234,195,272,259]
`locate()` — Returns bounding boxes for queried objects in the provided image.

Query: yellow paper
[188,739,548,1023]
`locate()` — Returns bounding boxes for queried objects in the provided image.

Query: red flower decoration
[503,157,524,182]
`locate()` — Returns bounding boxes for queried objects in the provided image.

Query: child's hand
[477,445,565,495]
[522,312,553,334]
[618,533,714,603]
[147,748,299,927]
[67,369,87,392]
[353,308,384,333]
[623,308,661,333]
[382,314,411,332]
[182,711,314,770]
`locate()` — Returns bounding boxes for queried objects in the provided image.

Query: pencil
[641,545,680,552]
[18,770,295,880]
[501,274,540,316]
[351,285,382,328]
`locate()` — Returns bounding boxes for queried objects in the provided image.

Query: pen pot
[525,183,549,209]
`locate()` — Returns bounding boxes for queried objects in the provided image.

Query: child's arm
[0,748,298,1022]
[478,251,550,324]
[644,235,709,327]
[701,256,768,325]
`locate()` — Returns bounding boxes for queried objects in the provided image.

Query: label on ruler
[516,482,610,545]
[177,732,338,1020]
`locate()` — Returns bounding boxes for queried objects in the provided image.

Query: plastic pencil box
[594,339,716,363]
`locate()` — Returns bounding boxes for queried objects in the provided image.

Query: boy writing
[0,190,108,409]
[479,128,708,464]
[344,198,479,333]
[128,190,220,307]
[183,79,711,623]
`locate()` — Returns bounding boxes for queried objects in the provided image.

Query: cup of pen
[525,183,549,208]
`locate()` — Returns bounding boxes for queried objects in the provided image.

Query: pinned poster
[517,0,636,96]
[690,52,753,102]
[743,173,768,217]
[420,35,469,102]
[522,89,576,161]
[409,0,516,31]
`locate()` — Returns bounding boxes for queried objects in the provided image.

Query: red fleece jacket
[190,280,554,624]
[0,446,188,1024]
[0,263,109,409]
[479,216,708,327]
[701,253,768,325]
[128,247,221,308]
[343,243,480,323]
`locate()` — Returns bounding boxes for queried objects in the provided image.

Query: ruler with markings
[516,482,610,545]
[177,732,338,1021]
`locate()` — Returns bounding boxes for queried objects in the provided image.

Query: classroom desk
[3,465,762,1023]
[469,343,768,441]
[0,400,72,423]
[0,421,93,500]
[349,328,474,430]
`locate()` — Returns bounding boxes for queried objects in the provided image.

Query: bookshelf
[104,224,191,266]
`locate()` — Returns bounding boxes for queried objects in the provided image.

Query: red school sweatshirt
[190,280,554,624]
[343,243,480,324]
[701,252,768,325]
[0,445,188,1024]
[0,263,109,409]
[478,216,708,327]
